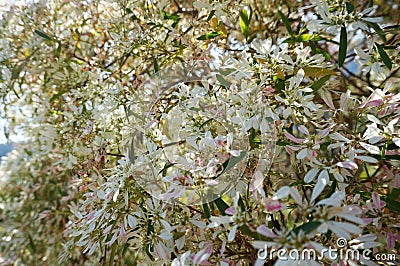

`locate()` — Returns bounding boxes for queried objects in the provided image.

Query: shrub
[0,0,399,265]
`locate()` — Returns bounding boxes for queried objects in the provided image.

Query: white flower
[171,251,191,266]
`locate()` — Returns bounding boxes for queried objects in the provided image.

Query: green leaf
[298,34,314,42]
[311,75,331,91]
[56,42,61,59]
[207,10,216,22]
[24,148,32,156]
[221,150,247,174]
[109,242,117,266]
[126,8,138,20]
[248,128,261,149]
[216,74,230,88]
[359,192,400,213]
[214,197,229,214]
[203,203,211,219]
[303,67,336,77]
[278,10,293,36]
[292,221,321,235]
[173,231,186,240]
[284,34,322,43]
[379,154,400,161]
[147,219,154,235]
[163,10,179,21]
[219,68,235,76]
[238,196,246,211]
[326,179,337,197]
[345,2,355,13]
[323,231,332,244]
[309,41,317,54]
[120,52,128,67]
[338,26,347,67]
[316,48,332,60]
[154,56,159,74]
[11,64,24,79]
[159,162,176,176]
[129,138,135,164]
[28,234,36,252]
[383,25,400,31]
[125,254,138,266]
[273,77,285,92]
[34,29,52,41]
[145,244,154,260]
[276,141,290,146]
[122,242,130,257]
[49,90,66,102]
[197,31,222,40]
[382,45,397,49]
[382,197,400,213]
[163,10,180,27]
[376,43,392,70]
[239,9,250,39]
[239,225,262,240]
[388,188,400,201]
[145,219,154,259]
[199,118,214,129]
[366,21,386,42]
[381,143,387,159]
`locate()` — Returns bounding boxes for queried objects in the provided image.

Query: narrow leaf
[207,10,216,21]
[163,11,179,21]
[239,225,262,240]
[311,75,331,91]
[221,150,246,174]
[303,67,336,77]
[345,2,355,13]
[197,31,222,40]
[239,9,250,39]
[284,34,322,43]
[338,26,347,67]
[11,64,23,79]
[238,196,246,211]
[382,197,400,213]
[388,188,400,200]
[297,34,313,42]
[28,234,36,252]
[202,203,211,219]
[309,41,317,53]
[214,198,229,214]
[159,162,176,176]
[154,56,159,74]
[34,29,52,41]
[216,74,230,88]
[56,42,61,59]
[122,242,130,257]
[292,221,321,235]
[278,11,293,36]
[109,242,117,266]
[367,21,386,42]
[376,43,392,70]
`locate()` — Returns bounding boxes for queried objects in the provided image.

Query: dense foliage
[0,0,399,265]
